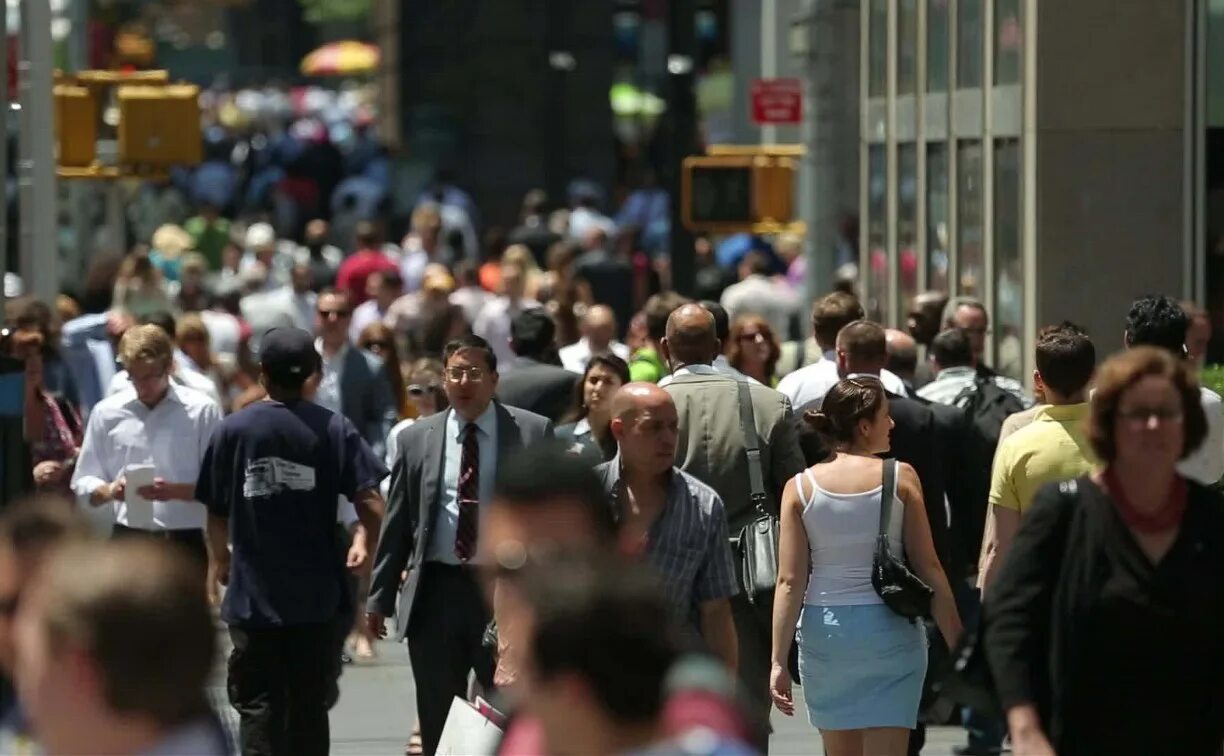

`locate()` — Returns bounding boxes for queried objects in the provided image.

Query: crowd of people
[2,171,1224,756]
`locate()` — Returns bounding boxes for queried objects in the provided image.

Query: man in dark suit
[495,309,579,422]
[365,334,553,756]
[314,289,398,457]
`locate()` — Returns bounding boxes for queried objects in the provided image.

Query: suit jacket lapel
[418,413,447,560]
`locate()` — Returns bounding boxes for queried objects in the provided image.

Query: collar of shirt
[315,338,349,367]
[450,402,498,440]
[935,366,977,382]
[670,363,719,379]
[822,349,837,361]
[573,417,592,437]
[123,382,186,411]
[601,452,681,516]
[1036,402,1090,423]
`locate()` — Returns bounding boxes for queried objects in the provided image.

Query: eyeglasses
[1118,407,1184,425]
[407,383,440,396]
[445,366,486,383]
[318,309,351,319]
[738,332,766,343]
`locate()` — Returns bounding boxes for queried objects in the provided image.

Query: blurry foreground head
[518,554,679,755]
[15,540,216,755]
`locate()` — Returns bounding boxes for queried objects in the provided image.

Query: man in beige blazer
[659,304,806,751]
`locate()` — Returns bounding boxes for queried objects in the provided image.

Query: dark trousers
[408,562,494,756]
[111,524,208,575]
[228,623,334,756]
[730,591,773,753]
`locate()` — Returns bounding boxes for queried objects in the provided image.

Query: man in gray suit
[365,334,553,756]
[660,304,806,751]
[314,289,399,456]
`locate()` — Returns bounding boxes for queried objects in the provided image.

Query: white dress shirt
[777,355,909,409]
[382,416,417,498]
[559,337,632,374]
[349,298,389,344]
[72,384,222,531]
[720,274,799,340]
[428,405,499,565]
[315,340,347,415]
[1179,387,1224,486]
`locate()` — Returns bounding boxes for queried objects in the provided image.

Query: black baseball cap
[260,327,319,385]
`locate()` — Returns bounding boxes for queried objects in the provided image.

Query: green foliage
[1201,364,1224,398]
[298,0,373,24]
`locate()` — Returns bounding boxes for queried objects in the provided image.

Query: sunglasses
[318,309,351,319]
[407,383,440,397]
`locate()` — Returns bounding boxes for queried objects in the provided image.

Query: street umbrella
[300,41,380,77]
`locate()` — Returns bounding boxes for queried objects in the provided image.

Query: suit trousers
[730,591,774,752]
[408,562,494,756]
[228,623,334,756]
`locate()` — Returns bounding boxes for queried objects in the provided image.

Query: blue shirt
[428,405,499,564]
[196,400,387,627]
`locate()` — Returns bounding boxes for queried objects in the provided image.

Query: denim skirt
[796,603,928,730]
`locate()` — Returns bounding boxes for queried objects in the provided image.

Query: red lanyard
[1103,468,1188,534]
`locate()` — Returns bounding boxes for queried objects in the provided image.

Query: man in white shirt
[719,251,797,341]
[559,305,631,374]
[72,325,223,571]
[1125,295,1224,485]
[778,291,908,407]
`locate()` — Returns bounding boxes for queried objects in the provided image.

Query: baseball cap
[260,327,319,385]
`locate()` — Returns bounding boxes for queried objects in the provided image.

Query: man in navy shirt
[196,327,386,756]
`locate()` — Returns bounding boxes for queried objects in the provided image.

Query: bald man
[885,328,920,392]
[559,305,631,374]
[595,383,739,671]
[657,305,805,747]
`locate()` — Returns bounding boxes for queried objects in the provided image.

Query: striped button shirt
[597,457,740,635]
[916,366,1031,407]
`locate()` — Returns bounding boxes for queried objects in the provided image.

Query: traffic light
[116,84,203,167]
[54,83,98,168]
[681,154,796,233]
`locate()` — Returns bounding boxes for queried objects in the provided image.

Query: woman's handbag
[872,458,934,619]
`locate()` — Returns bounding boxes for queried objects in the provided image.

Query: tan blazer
[663,371,807,534]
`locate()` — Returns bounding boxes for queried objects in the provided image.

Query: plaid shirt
[597,456,740,635]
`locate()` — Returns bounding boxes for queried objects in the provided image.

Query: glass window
[926,143,950,293]
[993,138,1023,379]
[868,0,888,97]
[899,0,919,95]
[956,140,984,298]
[927,0,950,92]
[994,0,1022,85]
[866,145,888,324]
[898,144,919,315]
[957,0,983,88]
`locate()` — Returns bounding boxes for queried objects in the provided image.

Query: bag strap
[736,379,769,516]
[879,458,898,537]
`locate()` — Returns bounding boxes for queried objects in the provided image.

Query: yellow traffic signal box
[54,84,98,168]
[116,84,203,167]
[682,154,796,233]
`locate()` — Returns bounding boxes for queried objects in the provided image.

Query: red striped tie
[454,423,480,561]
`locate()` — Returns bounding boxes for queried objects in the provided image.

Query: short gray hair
[942,296,988,329]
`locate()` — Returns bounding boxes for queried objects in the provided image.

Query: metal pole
[18,0,58,304]
[798,0,835,307]
[68,0,92,283]
[761,0,778,145]
[666,0,698,297]
[0,0,8,308]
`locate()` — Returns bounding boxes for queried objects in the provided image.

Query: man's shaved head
[885,328,919,382]
[662,304,719,367]
[584,305,618,350]
[611,382,674,422]
[585,305,617,331]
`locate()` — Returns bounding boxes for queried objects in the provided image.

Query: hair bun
[805,410,835,435]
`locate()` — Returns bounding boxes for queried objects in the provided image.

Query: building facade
[860,0,1217,380]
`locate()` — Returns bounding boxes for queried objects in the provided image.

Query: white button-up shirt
[315,340,348,415]
[559,337,632,374]
[777,355,910,408]
[428,404,499,564]
[72,384,223,531]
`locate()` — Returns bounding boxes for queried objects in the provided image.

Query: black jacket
[496,357,580,424]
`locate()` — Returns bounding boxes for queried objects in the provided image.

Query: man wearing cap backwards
[195,327,387,756]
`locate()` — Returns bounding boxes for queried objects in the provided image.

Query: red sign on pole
[751,78,803,125]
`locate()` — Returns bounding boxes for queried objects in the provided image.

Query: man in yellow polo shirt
[979,323,1098,590]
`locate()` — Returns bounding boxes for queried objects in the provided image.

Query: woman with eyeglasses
[985,347,1224,756]
[556,354,630,465]
[358,323,412,421]
[727,314,782,387]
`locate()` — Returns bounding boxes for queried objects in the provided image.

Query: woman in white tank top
[768,376,963,756]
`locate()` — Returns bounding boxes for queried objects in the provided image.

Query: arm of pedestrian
[347,523,369,572]
[898,463,963,650]
[137,479,196,501]
[351,487,385,569]
[699,599,738,675]
[204,512,230,608]
[767,401,808,504]
[978,505,1021,593]
[770,477,807,716]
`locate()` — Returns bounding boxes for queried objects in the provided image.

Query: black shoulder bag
[734,380,777,605]
[872,458,934,619]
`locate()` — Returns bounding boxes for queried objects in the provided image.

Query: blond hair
[117,324,174,371]
[175,313,210,345]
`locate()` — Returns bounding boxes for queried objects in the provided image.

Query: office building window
[868,0,888,97]
[899,0,919,95]
[927,143,950,293]
[927,0,950,92]
[866,145,887,323]
[993,138,1023,378]
[995,0,1022,86]
[898,143,919,315]
[957,0,983,88]
[957,140,984,298]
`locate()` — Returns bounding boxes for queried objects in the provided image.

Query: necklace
[1103,468,1187,534]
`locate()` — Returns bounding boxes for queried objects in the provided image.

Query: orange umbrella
[300,41,380,77]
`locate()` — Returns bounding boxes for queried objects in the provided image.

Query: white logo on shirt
[243,457,317,498]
